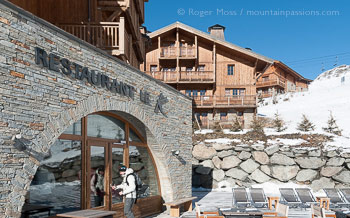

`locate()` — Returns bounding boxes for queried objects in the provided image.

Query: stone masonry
[0,1,193,217]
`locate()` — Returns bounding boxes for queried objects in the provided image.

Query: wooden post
[119,17,125,54]
[195,35,198,58]
[213,43,216,82]
[176,28,180,82]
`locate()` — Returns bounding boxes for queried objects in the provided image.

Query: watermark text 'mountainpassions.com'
[177,8,340,18]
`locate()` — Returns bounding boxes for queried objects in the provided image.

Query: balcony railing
[160,47,176,58]
[58,20,125,55]
[160,46,196,58]
[179,46,196,58]
[256,78,285,88]
[145,71,214,83]
[193,95,256,108]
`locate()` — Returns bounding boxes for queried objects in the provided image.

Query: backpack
[126,172,143,198]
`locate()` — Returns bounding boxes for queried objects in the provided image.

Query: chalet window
[186,67,193,72]
[162,68,168,72]
[150,65,157,72]
[225,89,231,96]
[200,90,206,96]
[185,90,191,97]
[192,90,198,97]
[262,76,269,81]
[202,113,208,117]
[237,111,243,116]
[228,65,235,75]
[170,68,176,72]
[232,88,245,96]
[197,65,205,71]
[220,112,227,121]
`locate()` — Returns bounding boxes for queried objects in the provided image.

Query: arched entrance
[27,111,162,217]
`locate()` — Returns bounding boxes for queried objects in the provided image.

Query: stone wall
[0,1,192,217]
[192,141,350,191]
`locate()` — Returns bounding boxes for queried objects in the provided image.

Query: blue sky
[144,0,350,80]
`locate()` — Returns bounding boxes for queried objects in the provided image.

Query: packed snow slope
[259,65,350,137]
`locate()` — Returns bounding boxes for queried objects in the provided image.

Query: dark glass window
[228,65,235,75]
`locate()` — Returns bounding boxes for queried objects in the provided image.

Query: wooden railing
[193,95,256,107]
[256,78,285,88]
[160,47,176,58]
[58,20,125,54]
[145,71,214,83]
[179,46,196,58]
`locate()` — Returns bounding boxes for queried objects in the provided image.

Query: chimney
[208,24,226,40]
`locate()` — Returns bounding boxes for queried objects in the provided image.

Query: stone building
[0,1,192,217]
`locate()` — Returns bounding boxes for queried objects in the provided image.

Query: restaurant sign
[34,47,168,116]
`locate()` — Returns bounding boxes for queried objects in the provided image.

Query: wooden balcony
[256,78,285,88]
[160,47,176,58]
[179,46,196,58]
[160,46,196,59]
[193,95,256,108]
[58,20,126,57]
[145,71,214,83]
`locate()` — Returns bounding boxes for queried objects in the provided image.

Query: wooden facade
[143,22,311,128]
[257,61,311,98]
[9,0,149,69]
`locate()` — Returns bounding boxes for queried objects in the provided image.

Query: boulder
[270,153,295,166]
[279,146,290,152]
[271,166,299,182]
[295,157,326,169]
[212,156,222,169]
[252,151,269,165]
[326,150,338,158]
[309,149,321,157]
[252,144,265,151]
[192,143,217,161]
[265,145,279,155]
[200,174,213,189]
[195,160,214,175]
[213,169,225,182]
[226,168,249,181]
[238,151,251,160]
[333,170,350,184]
[212,143,233,151]
[217,179,235,188]
[321,167,343,177]
[62,169,76,178]
[260,165,271,176]
[296,169,318,182]
[217,150,236,158]
[311,177,335,191]
[250,169,271,183]
[235,145,251,152]
[294,149,308,154]
[281,152,295,158]
[347,163,350,170]
[221,156,242,169]
[341,153,350,158]
[129,162,144,171]
[240,159,260,174]
[327,157,345,166]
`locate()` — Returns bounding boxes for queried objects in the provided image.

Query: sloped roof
[148,22,275,64]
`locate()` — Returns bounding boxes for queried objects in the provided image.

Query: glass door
[86,140,109,210]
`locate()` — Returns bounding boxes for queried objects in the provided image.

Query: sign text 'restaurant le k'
[34,47,168,116]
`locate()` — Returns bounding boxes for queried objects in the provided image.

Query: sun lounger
[279,188,302,207]
[323,188,348,207]
[339,188,350,203]
[232,188,250,207]
[295,188,317,208]
[250,188,268,208]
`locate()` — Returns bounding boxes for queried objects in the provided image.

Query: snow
[259,65,350,151]
[195,129,214,134]
[223,129,248,135]
[205,138,241,144]
[267,138,307,146]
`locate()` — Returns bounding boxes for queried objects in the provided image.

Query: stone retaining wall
[192,141,350,191]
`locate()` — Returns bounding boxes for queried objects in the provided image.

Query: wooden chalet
[143,22,311,128]
[9,0,149,69]
[257,61,311,98]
